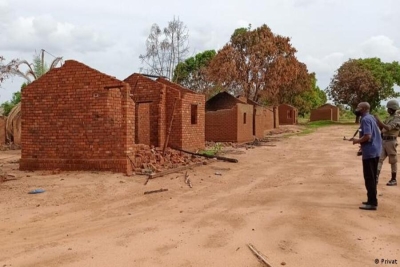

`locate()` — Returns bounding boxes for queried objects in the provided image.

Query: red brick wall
[124,74,164,147]
[278,104,297,125]
[181,94,205,150]
[20,60,135,174]
[206,108,237,142]
[158,87,167,149]
[157,78,205,151]
[237,103,254,143]
[205,93,255,143]
[125,76,205,151]
[0,116,5,145]
[255,107,275,138]
[164,86,182,150]
[333,107,339,121]
[310,108,332,121]
[136,103,151,144]
[273,106,280,128]
[243,105,275,139]
[318,104,340,121]
[206,92,243,111]
[254,106,264,139]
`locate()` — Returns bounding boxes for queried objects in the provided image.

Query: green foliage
[199,142,223,156]
[1,90,21,116]
[33,54,49,78]
[208,24,307,104]
[173,50,216,96]
[294,74,327,117]
[173,50,216,84]
[326,57,400,112]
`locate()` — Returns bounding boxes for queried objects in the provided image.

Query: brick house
[278,104,298,125]
[310,103,340,122]
[20,60,135,174]
[237,96,279,139]
[205,92,254,143]
[124,74,205,151]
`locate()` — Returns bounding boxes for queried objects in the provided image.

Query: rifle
[343,128,362,156]
[343,128,359,141]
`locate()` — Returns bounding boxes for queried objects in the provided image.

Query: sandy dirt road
[1,125,399,267]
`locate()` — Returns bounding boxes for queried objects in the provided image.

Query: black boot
[387,172,397,186]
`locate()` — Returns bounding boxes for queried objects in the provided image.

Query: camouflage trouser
[378,139,398,173]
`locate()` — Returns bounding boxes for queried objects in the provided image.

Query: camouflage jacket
[382,113,400,136]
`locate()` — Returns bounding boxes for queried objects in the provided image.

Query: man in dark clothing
[350,102,382,210]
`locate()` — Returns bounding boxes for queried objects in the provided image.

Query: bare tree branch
[139,17,189,80]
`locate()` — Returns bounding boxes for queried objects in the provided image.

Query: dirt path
[1,125,399,267]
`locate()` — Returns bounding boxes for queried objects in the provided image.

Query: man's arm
[351,119,372,145]
[374,115,390,131]
[352,134,371,144]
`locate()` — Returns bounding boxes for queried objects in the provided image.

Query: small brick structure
[20,60,135,174]
[237,96,278,139]
[310,103,340,122]
[278,104,298,125]
[124,74,205,151]
[205,92,254,143]
[0,116,6,145]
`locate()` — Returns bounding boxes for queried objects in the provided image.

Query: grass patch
[199,149,217,156]
[288,120,358,137]
[199,142,223,156]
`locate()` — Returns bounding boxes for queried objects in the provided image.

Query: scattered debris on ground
[0,143,21,151]
[184,171,192,188]
[247,243,274,267]
[132,145,208,175]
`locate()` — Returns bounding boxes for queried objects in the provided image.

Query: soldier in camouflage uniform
[374,100,400,186]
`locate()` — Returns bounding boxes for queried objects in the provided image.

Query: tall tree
[292,73,327,117]
[139,17,189,80]
[276,60,312,105]
[173,50,216,96]
[0,85,22,116]
[207,24,310,104]
[326,58,400,122]
[0,56,19,85]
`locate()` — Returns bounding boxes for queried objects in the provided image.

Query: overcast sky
[1,0,399,104]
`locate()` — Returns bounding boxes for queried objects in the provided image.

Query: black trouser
[362,157,379,206]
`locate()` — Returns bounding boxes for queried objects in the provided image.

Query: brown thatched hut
[5,103,21,146]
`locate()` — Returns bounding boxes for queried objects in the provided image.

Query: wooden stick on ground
[173,147,238,163]
[144,188,168,195]
[184,171,193,188]
[163,98,178,156]
[247,243,273,267]
[148,162,205,179]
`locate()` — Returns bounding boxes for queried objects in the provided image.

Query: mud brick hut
[205,92,254,143]
[0,116,6,145]
[124,74,205,151]
[237,96,279,139]
[20,60,135,174]
[310,103,340,122]
[5,103,22,146]
[278,104,298,125]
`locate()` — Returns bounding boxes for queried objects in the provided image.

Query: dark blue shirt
[359,113,382,159]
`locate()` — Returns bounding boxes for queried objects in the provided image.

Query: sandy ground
[1,125,400,267]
